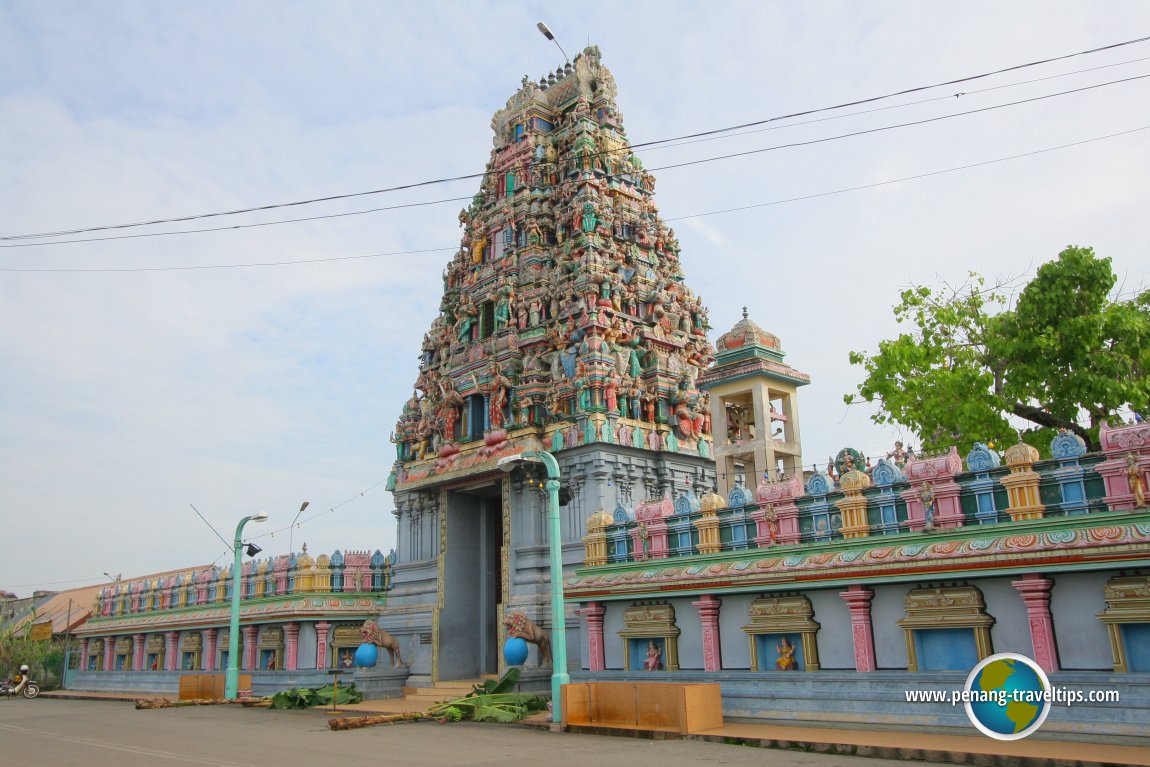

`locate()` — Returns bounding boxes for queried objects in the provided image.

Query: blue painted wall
[1121,624,1150,672]
[914,627,978,671]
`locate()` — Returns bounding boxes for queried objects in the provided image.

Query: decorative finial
[742,306,748,319]
[301,542,308,554]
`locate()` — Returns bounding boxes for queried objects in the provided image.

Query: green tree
[846,246,1150,454]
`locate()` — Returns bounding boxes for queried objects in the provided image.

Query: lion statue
[360,620,406,668]
[505,611,551,665]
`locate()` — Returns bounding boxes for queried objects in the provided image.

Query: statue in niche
[776,637,797,670]
[1127,453,1146,507]
[919,482,937,531]
[627,377,643,421]
[505,611,551,665]
[605,377,619,413]
[454,294,478,342]
[637,522,650,558]
[484,362,512,430]
[671,379,704,440]
[581,201,598,233]
[643,640,662,671]
[494,278,514,332]
[764,503,779,543]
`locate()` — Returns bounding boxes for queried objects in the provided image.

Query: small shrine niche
[331,624,363,669]
[897,585,994,672]
[217,629,234,670]
[741,595,821,672]
[114,636,133,670]
[144,635,164,671]
[87,639,104,671]
[181,633,202,671]
[1097,575,1150,672]
[258,627,284,671]
[618,602,680,671]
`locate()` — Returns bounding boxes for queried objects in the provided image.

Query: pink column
[315,621,330,669]
[580,603,606,672]
[840,585,877,672]
[103,637,114,671]
[1012,574,1060,673]
[242,626,258,671]
[284,622,300,671]
[692,595,723,672]
[79,639,89,669]
[203,628,217,672]
[165,631,180,671]
[132,633,145,671]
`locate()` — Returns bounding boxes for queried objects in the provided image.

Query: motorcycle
[1,677,40,699]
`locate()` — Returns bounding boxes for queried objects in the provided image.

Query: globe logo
[964,652,1052,740]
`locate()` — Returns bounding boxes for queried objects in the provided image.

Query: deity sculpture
[919,482,937,531]
[643,640,662,671]
[1127,453,1146,507]
[776,637,797,670]
[484,363,512,431]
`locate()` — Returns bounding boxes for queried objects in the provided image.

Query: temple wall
[807,589,854,670]
[297,623,317,670]
[872,584,910,669]
[717,593,754,669]
[1051,571,1112,670]
[981,577,1033,656]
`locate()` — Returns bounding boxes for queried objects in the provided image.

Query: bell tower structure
[698,309,809,498]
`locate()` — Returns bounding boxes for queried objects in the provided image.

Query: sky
[2,1,1148,597]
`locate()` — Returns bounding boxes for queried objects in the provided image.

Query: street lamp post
[498,449,568,724]
[225,511,268,700]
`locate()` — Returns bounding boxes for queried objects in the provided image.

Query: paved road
[1,699,918,767]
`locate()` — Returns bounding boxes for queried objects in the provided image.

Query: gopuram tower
[384,46,717,687]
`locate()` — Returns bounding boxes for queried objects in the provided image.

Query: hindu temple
[378,46,1150,735]
[54,47,1150,736]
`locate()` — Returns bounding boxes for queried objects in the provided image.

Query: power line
[247,477,392,544]
[0,246,456,272]
[0,196,475,249]
[661,125,1150,221]
[644,73,1150,175]
[6,71,1148,252]
[4,124,1143,273]
[3,33,1147,242]
[647,53,1150,153]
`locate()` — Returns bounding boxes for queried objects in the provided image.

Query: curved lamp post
[225,511,268,699]
[498,450,568,723]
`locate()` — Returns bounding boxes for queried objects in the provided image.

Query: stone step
[401,682,482,699]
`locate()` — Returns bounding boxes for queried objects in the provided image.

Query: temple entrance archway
[437,481,504,680]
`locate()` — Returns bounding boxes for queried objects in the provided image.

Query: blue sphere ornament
[353,642,379,668]
[503,637,529,666]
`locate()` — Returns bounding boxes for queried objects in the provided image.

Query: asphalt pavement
[1,698,916,767]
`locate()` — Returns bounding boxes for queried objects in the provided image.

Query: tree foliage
[846,246,1150,454]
